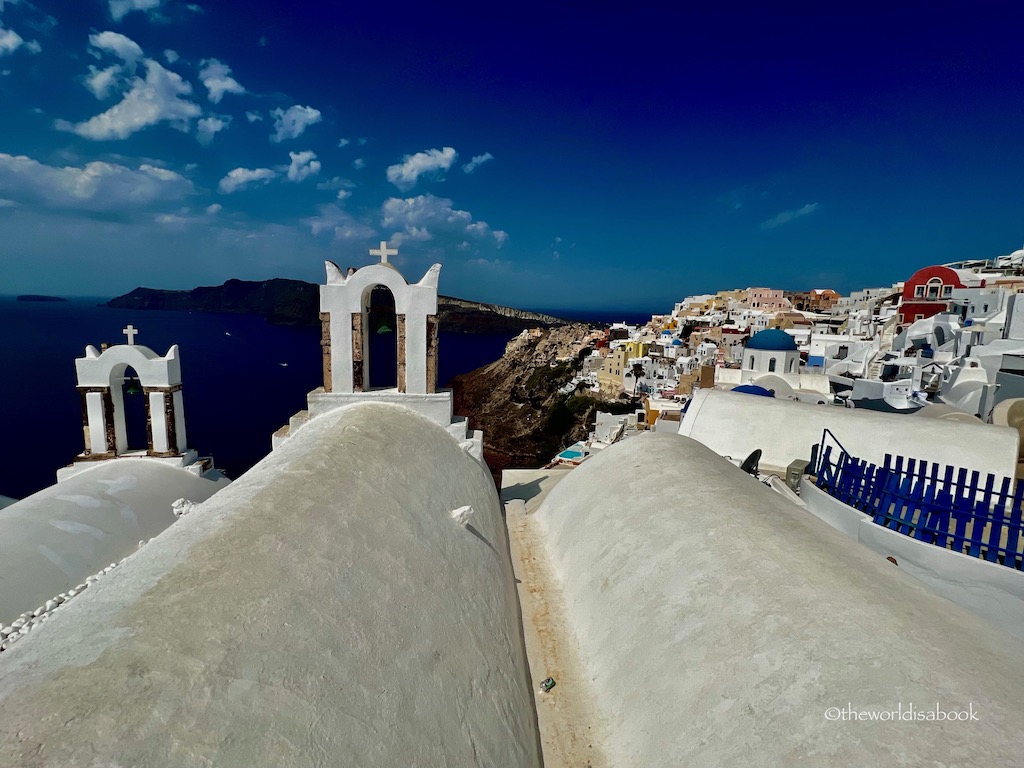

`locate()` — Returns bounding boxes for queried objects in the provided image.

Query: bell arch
[320,243,441,395]
[363,283,400,390]
[74,332,187,460]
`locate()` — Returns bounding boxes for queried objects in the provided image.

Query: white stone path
[502,469,609,768]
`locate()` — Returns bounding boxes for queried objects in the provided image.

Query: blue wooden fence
[814,431,1024,571]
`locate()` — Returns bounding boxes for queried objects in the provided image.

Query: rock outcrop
[452,325,639,479]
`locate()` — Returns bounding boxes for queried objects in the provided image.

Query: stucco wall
[0,403,541,768]
[681,388,1019,477]
[802,481,1024,642]
[534,433,1024,766]
[0,460,227,625]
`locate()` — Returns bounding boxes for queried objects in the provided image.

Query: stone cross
[369,240,398,264]
[122,324,139,345]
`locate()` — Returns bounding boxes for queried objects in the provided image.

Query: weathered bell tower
[271,241,483,461]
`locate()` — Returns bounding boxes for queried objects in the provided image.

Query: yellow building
[623,340,651,360]
[597,345,630,397]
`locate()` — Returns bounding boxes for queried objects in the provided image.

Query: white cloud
[155,212,191,226]
[0,26,22,55]
[84,64,122,99]
[205,202,221,215]
[23,38,39,54]
[462,152,493,174]
[245,110,262,122]
[381,193,506,246]
[337,138,349,147]
[316,176,354,192]
[352,158,365,170]
[89,31,142,68]
[199,58,245,104]
[109,0,162,23]
[386,146,456,191]
[303,203,375,241]
[286,150,320,182]
[217,167,276,194]
[196,115,230,146]
[335,189,351,201]
[164,49,178,64]
[269,104,321,142]
[759,202,820,230]
[58,59,200,140]
[0,153,193,211]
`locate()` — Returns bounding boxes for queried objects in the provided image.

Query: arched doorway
[365,285,398,389]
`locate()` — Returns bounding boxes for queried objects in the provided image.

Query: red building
[898,266,985,325]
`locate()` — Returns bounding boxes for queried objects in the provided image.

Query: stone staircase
[867,315,899,379]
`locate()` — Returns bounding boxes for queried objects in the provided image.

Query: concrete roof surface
[534,432,1024,767]
[0,460,228,624]
[0,403,541,768]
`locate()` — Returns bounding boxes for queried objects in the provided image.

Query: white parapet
[680,388,1020,479]
[306,387,454,427]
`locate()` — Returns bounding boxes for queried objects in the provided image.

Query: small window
[915,314,925,320]
[749,356,755,368]
[915,286,925,298]
[942,286,952,297]
[769,357,777,372]
[983,304,989,312]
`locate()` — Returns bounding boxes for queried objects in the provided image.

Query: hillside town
[539,245,1024,472]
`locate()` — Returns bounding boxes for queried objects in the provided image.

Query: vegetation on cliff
[105,279,567,334]
[452,324,640,478]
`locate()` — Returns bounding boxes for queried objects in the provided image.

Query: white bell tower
[57,326,213,482]
[271,241,483,461]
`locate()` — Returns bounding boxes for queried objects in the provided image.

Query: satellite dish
[740,449,762,477]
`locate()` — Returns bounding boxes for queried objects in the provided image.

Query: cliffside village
[4,242,1024,766]
[545,246,1024,470]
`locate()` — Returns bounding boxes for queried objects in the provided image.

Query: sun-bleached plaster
[0,402,540,768]
[534,432,1024,766]
[0,460,227,625]
[802,480,1024,643]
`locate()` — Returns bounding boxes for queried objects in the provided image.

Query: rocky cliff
[105,279,566,334]
[451,325,640,478]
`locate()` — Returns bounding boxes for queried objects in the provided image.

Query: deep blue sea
[0,297,522,499]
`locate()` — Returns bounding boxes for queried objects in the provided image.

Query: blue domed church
[743,328,801,375]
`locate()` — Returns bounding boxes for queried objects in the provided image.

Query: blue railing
[814,438,1024,571]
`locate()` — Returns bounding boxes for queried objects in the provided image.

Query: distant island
[17,295,67,302]
[105,278,567,334]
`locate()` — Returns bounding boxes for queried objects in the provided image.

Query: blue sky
[1,1,1023,310]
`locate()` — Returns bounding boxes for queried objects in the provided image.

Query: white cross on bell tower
[369,240,398,264]
[122,324,138,345]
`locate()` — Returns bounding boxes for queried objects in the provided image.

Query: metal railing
[814,437,1024,571]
